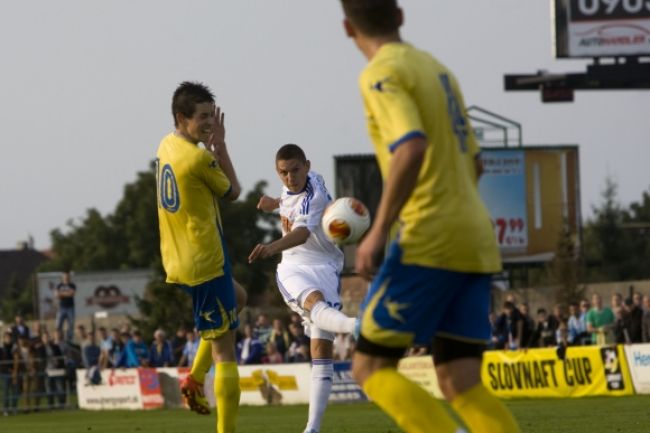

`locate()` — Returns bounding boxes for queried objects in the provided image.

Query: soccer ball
[321,197,371,245]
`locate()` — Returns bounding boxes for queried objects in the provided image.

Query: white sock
[306,359,333,433]
[309,301,356,334]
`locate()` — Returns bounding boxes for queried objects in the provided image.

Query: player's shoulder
[307,171,330,197]
[361,43,429,93]
[158,133,204,159]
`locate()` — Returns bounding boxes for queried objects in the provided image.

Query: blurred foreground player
[340,1,521,432]
[156,81,243,433]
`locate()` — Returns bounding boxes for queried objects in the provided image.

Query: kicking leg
[302,291,356,334]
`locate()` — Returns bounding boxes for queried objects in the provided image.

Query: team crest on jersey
[209,160,218,169]
[370,76,394,93]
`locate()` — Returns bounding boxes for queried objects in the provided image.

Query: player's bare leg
[437,358,520,433]
[302,291,356,334]
[304,334,334,433]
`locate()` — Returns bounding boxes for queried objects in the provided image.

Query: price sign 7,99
[493,217,527,248]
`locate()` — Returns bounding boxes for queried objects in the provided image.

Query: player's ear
[396,7,404,28]
[343,18,355,38]
[175,112,186,128]
[305,160,311,171]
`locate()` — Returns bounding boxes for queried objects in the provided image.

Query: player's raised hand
[355,227,386,281]
[257,195,280,212]
[207,105,226,160]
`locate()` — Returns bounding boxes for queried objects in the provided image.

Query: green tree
[44,208,121,272]
[0,273,36,321]
[220,180,281,301]
[582,179,650,282]
[583,177,628,281]
[109,162,161,269]
[622,187,650,279]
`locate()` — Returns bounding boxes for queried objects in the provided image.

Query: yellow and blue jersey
[359,42,500,273]
[156,133,232,286]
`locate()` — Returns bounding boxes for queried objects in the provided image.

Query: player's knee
[435,360,481,401]
[234,281,247,313]
[302,290,325,311]
[351,351,397,386]
[435,364,457,401]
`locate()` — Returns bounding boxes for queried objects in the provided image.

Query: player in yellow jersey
[156,81,242,433]
[339,2,521,433]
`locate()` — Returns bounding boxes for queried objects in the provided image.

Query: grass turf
[4,395,650,433]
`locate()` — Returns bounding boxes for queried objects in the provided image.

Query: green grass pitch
[4,395,650,433]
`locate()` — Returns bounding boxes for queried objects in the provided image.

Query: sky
[1,0,648,250]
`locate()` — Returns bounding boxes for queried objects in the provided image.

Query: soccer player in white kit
[249,143,357,433]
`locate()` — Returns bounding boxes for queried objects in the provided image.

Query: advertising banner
[479,150,528,253]
[482,345,633,398]
[235,363,312,406]
[38,270,150,320]
[554,0,650,58]
[77,368,163,410]
[623,344,650,394]
[397,356,444,399]
[329,361,366,403]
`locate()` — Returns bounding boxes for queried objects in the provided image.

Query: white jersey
[278,171,343,269]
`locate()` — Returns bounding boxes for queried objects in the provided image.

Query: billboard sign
[479,150,528,254]
[553,0,650,58]
[482,345,633,398]
[623,344,650,394]
[479,146,580,263]
[38,269,150,320]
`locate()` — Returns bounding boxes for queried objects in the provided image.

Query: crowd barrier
[72,344,650,410]
[1,356,76,414]
[75,362,366,410]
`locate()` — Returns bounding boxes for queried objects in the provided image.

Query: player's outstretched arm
[248,227,310,263]
[256,195,280,212]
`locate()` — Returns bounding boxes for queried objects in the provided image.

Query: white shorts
[276,262,342,341]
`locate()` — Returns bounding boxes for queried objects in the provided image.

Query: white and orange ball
[321,197,371,245]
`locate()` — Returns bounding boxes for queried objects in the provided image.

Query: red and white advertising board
[77,368,164,410]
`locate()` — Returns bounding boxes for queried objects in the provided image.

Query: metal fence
[1,356,77,415]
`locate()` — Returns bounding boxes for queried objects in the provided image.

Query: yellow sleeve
[360,64,425,153]
[197,150,232,198]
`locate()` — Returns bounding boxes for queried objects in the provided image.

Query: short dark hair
[341,0,400,37]
[172,81,215,127]
[276,143,307,163]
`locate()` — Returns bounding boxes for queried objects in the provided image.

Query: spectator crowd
[0,310,356,416]
[490,290,650,350]
[5,284,650,416]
